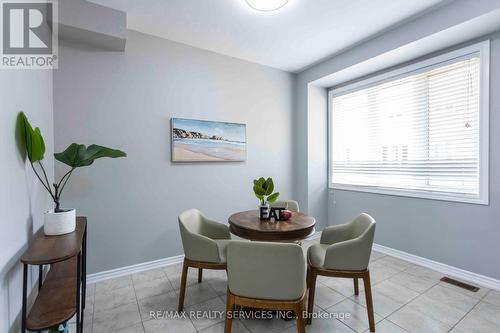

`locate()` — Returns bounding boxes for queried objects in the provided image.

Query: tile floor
[68,239,500,333]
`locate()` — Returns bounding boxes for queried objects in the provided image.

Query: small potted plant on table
[253,177,279,220]
[18,112,126,235]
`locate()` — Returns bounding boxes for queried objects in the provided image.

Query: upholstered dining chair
[177,208,231,312]
[270,200,300,212]
[307,213,376,331]
[225,241,306,333]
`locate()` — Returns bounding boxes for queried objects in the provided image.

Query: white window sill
[329,183,488,205]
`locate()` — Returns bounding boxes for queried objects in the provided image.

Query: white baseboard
[86,254,184,284]
[373,243,500,291]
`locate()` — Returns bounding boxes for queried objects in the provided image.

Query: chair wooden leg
[306,268,317,325]
[363,271,375,332]
[224,292,234,333]
[353,277,359,295]
[295,299,306,333]
[177,259,189,312]
[198,268,203,283]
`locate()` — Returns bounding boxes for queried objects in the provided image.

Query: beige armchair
[177,209,231,311]
[225,241,306,333]
[270,200,300,212]
[307,213,376,331]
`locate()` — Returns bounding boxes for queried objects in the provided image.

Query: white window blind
[330,50,488,203]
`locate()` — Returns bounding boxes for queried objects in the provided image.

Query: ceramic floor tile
[86,283,96,297]
[326,298,382,333]
[131,268,167,284]
[388,305,451,333]
[368,265,401,284]
[403,265,443,281]
[482,290,500,307]
[183,282,219,307]
[239,316,296,333]
[205,272,228,296]
[113,323,145,333]
[373,257,413,272]
[133,276,173,300]
[93,302,142,333]
[454,301,500,333]
[96,275,133,293]
[312,283,346,310]
[142,317,197,333]
[137,290,179,321]
[185,297,226,331]
[94,285,136,312]
[351,290,404,317]
[282,313,355,333]
[423,284,479,312]
[199,320,250,333]
[405,294,468,326]
[364,319,408,333]
[467,301,500,326]
[163,262,183,277]
[168,269,199,290]
[320,277,360,298]
[388,271,438,293]
[373,280,419,305]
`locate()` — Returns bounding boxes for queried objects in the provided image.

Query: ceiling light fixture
[246,0,288,12]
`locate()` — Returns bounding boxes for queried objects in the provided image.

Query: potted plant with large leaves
[18,112,126,235]
[253,177,279,220]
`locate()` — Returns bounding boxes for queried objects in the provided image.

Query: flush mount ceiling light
[246,0,288,12]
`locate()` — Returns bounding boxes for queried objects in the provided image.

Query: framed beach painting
[171,118,246,162]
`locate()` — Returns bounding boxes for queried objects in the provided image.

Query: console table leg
[22,264,27,333]
[76,252,81,333]
[82,226,87,310]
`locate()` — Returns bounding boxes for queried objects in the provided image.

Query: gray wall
[54,31,295,274]
[0,71,53,332]
[294,0,500,280]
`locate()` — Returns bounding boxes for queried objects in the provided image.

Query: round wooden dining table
[228,210,316,241]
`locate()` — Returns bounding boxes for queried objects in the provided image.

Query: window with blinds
[329,45,489,204]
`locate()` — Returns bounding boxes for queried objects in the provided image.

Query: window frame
[328,41,490,205]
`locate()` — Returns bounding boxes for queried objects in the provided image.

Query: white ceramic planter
[44,209,76,236]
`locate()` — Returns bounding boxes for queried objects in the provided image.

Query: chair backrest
[324,213,376,271]
[349,213,375,239]
[178,209,219,263]
[227,241,306,301]
[179,208,204,234]
[270,200,300,212]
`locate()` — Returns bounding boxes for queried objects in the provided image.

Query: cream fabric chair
[307,213,376,331]
[270,200,300,212]
[225,241,306,333]
[177,209,231,311]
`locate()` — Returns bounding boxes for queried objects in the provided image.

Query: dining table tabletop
[228,209,316,241]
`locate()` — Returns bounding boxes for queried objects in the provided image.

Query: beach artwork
[171,118,246,162]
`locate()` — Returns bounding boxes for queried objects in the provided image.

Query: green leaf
[17,112,45,162]
[55,143,126,168]
[264,178,274,195]
[267,192,280,203]
[253,184,266,196]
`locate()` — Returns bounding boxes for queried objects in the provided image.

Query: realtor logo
[1,0,58,69]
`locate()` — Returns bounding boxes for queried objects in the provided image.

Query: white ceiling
[89,0,447,73]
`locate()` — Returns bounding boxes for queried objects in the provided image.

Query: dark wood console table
[20,217,87,333]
